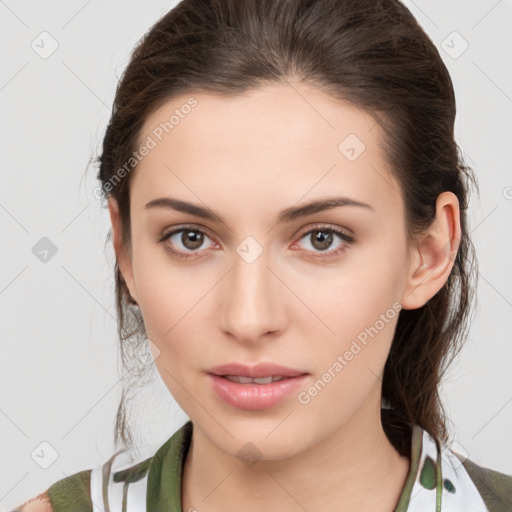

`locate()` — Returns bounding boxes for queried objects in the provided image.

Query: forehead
[131,82,402,217]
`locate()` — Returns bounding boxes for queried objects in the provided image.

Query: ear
[400,191,461,310]
[108,197,139,304]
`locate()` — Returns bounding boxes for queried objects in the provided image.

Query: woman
[15,0,512,510]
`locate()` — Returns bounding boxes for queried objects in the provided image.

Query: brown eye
[310,230,334,251]
[159,226,215,260]
[180,230,204,250]
[294,226,355,259]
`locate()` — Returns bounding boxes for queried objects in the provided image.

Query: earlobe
[400,191,461,310]
[107,198,138,304]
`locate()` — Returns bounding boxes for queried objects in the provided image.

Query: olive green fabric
[46,469,92,512]
[394,423,431,511]
[146,420,193,511]
[459,456,512,511]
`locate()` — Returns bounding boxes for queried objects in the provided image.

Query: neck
[181,394,410,512]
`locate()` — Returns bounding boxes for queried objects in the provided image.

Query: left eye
[294,227,354,257]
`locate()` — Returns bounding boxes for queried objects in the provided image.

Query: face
[113,82,419,460]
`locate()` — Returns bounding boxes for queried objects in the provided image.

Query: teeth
[253,376,274,384]
[224,375,286,384]
[230,375,254,384]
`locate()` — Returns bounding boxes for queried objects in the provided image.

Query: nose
[219,246,286,345]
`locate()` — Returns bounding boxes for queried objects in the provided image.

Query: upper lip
[208,363,308,379]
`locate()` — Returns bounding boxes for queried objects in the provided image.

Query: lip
[208,362,307,379]
[207,362,309,410]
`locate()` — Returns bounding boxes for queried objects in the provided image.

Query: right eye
[159,226,217,260]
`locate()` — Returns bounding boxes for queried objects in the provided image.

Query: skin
[108,82,461,512]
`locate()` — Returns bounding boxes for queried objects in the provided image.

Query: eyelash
[158,224,355,261]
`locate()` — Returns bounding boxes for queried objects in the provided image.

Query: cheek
[131,247,218,379]
[317,295,398,378]
[299,294,399,423]
[132,243,204,336]
[301,266,399,337]
[300,256,402,378]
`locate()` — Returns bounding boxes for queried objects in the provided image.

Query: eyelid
[295,223,354,240]
[159,223,215,242]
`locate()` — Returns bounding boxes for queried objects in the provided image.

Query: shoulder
[11,490,53,512]
[406,425,512,511]
[46,469,92,512]
[12,469,93,512]
[457,454,512,511]
[12,451,152,512]
[13,422,192,512]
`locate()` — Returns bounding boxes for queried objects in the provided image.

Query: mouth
[206,363,309,410]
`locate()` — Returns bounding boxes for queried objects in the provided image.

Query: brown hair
[96,0,478,457]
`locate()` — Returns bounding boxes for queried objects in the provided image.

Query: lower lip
[207,374,308,410]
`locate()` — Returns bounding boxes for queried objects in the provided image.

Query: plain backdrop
[1,0,511,509]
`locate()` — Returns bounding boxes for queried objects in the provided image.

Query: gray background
[1,0,511,508]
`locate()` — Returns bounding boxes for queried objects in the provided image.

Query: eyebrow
[144,196,373,224]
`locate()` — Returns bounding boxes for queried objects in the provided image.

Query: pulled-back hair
[96,0,478,457]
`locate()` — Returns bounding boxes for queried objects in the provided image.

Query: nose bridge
[219,241,283,342]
